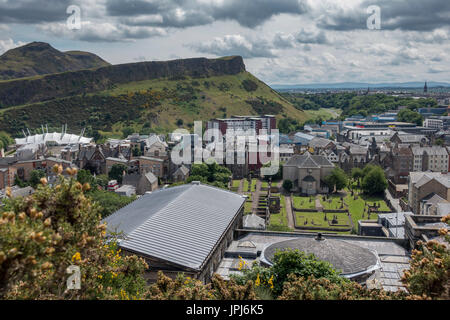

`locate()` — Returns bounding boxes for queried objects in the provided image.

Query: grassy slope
[100,71,308,133]
[0,71,309,137]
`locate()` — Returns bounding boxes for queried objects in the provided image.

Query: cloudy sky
[0,0,449,85]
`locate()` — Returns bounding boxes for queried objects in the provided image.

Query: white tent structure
[15,125,92,146]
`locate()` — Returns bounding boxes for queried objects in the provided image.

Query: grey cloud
[295,28,329,44]
[0,0,72,23]
[105,0,309,28]
[188,34,276,58]
[317,0,450,32]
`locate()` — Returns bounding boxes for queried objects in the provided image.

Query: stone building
[408,172,450,214]
[103,182,245,283]
[283,152,334,195]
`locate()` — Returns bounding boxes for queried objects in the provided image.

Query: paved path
[237,179,244,194]
[385,189,401,212]
[251,180,263,214]
[284,195,295,230]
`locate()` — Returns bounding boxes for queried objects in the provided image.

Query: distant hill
[0,54,307,136]
[271,82,450,90]
[0,42,110,80]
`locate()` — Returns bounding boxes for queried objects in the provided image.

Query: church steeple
[424,81,428,93]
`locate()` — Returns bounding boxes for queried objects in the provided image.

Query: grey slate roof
[284,153,334,168]
[103,183,245,270]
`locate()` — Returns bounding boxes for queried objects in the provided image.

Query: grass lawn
[232,180,241,188]
[243,179,250,192]
[269,195,289,228]
[344,189,391,227]
[295,212,351,229]
[244,199,253,215]
[319,194,346,210]
[251,179,258,192]
[292,196,315,209]
[261,181,269,189]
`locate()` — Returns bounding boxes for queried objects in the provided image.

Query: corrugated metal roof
[103,183,245,270]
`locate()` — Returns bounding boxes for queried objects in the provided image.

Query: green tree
[361,165,387,195]
[397,109,423,126]
[282,180,293,192]
[269,249,345,295]
[77,169,96,187]
[88,189,136,218]
[0,132,13,151]
[351,167,364,187]
[324,168,348,193]
[29,170,46,189]
[108,164,128,184]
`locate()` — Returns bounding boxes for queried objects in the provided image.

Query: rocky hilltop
[0,55,246,108]
[0,42,110,80]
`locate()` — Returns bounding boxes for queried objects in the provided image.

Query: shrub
[0,169,148,299]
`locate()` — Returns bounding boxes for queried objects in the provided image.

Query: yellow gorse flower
[268,275,274,289]
[255,274,260,287]
[71,252,81,262]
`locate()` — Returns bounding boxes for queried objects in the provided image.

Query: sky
[0,0,449,85]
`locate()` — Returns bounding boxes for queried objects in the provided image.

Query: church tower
[424,81,428,93]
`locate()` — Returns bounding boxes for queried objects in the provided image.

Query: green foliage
[282,92,437,118]
[242,79,258,92]
[14,175,28,188]
[278,118,303,134]
[187,162,232,189]
[29,170,46,189]
[122,127,134,139]
[77,169,96,186]
[246,97,283,115]
[282,180,293,192]
[397,108,423,126]
[0,175,148,299]
[108,164,128,184]
[361,165,388,196]
[324,168,348,193]
[88,190,136,218]
[0,132,13,150]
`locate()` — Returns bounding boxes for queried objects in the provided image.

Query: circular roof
[263,236,378,276]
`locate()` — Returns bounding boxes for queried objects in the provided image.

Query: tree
[351,167,364,187]
[108,164,128,184]
[324,168,348,193]
[397,108,423,126]
[77,169,96,187]
[282,180,293,192]
[121,127,134,139]
[88,189,136,218]
[186,162,232,189]
[361,165,387,195]
[0,132,13,151]
[0,168,148,299]
[29,170,46,189]
[132,145,142,157]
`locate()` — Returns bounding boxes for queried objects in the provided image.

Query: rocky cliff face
[0,56,245,108]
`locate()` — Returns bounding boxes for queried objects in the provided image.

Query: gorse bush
[0,165,148,299]
[1,165,448,300]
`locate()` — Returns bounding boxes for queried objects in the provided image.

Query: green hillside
[0,42,110,80]
[0,69,308,138]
